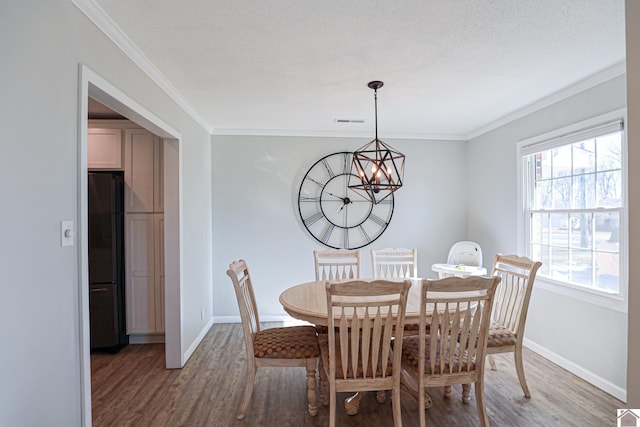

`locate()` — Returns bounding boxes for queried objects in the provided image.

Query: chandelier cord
[373,87,378,141]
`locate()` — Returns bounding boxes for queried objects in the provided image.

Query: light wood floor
[91,322,623,426]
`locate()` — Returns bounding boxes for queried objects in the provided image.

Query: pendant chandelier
[350,81,405,204]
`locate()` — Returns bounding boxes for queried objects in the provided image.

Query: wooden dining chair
[371,247,418,278]
[319,279,411,427]
[314,249,361,281]
[226,259,320,420]
[486,254,542,398]
[400,275,501,427]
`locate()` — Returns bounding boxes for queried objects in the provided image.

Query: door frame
[78,64,183,425]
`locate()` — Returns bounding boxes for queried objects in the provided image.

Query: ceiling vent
[334,119,365,124]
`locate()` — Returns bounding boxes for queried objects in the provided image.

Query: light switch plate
[61,220,74,247]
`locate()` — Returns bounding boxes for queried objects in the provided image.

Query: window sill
[534,276,627,313]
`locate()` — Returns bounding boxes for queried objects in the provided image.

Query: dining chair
[226,259,320,419]
[486,254,542,398]
[314,249,361,281]
[319,279,411,427]
[399,275,500,427]
[371,247,418,278]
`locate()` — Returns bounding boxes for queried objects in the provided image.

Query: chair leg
[488,354,497,370]
[306,358,319,416]
[419,384,426,427]
[392,385,403,427]
[443,385,452,398]
[514,344,531,398]
[329,384,337,427]
[236,360,256,419]
[475,380,490,427]
[461,383,471,404]
[319,358,329,407]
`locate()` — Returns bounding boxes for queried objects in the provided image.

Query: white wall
[211,135,469,318]
[625,0,640,407]
[467,75,628,399]
[0,2,212,426]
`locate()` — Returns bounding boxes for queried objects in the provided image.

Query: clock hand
[337,197,352,213]
[324,190,345,200]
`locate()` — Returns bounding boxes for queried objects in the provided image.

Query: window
[521,117,624,296]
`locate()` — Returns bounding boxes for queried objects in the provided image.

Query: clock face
[297,151,394,249]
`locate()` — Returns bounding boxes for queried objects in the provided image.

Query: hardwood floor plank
[91,323,623,426]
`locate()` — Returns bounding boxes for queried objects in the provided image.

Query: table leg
[306,359,319,416]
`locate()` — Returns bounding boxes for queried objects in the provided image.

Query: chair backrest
[226,259,260,359]
[490,254,542,336]
[314,249,361,281]
[325,279,411,382]
[420,275,500,377]
[446,241,483,267]
[371,247,418,278]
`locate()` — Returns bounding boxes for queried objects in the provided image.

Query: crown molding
[211,128,465,141]
[71,0,625,142]
[71,0,212,133]
[465,61,627,140]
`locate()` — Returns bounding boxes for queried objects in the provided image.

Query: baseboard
[128,333,165,344]
[182,317,215,363]
[523,337,627,402]
[213,314,310,325]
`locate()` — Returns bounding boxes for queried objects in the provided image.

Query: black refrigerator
[88,171,128,352]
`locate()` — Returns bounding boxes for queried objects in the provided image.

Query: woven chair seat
[486,323,517,347]
[400,336,475,375]
[253,326,319,359]
[403,323,430,336]
[319,334,393,379]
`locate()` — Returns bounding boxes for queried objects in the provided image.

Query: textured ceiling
[91,0,626,139]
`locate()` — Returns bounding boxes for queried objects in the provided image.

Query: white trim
[72,0,626,142]
[77,68,92,427]
[516,108,629,309]
[211,128,465,141]
[534,277,627,313]
[78,64,185,426]
[519,108,626,148]
[128,334,166,344]
[524,338,626,402]
[213,314,310,325]
[467,62,627,140]
[70,0,211,133]
[182,318,215,362]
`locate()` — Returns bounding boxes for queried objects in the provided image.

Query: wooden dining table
[280,278,424,327]
[279,278,480,414]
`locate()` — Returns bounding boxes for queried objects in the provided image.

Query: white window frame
[517,109,628,313]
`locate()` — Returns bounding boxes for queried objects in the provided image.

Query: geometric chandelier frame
[350,81,405,204]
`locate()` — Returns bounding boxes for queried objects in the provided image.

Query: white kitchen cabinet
[88,128,122,169]
[125,212,164,335]
[154,214,165,332]
[124,129,163,213]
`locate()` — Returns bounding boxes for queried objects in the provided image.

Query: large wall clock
[297,151,394,249]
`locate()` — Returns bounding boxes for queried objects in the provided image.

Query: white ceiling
[89,0,626,139]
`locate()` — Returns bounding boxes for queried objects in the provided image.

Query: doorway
[78,65,182,425]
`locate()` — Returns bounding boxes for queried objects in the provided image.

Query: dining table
[279,277,480,415]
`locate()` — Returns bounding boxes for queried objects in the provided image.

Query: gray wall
[0,2,213,425]
[211,135,469,318]
[467,75,628,398]
[1,1,636,426]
